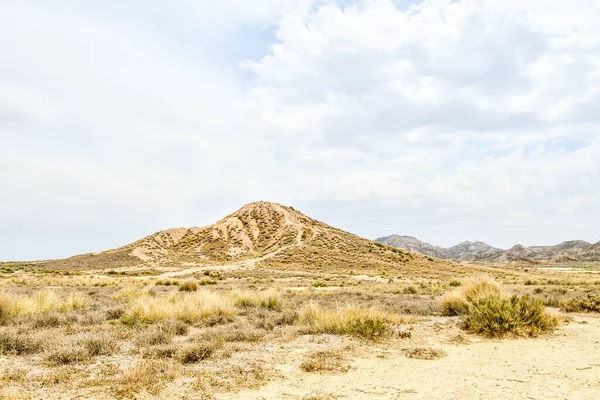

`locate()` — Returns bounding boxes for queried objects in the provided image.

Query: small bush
[158,319,189,336]
[300,350,350,373]
[404,347,446,360]
[462,294,558,337]
[178,279,198,292]
[45,343,90,364]
[403,285,418,294]
[142,344,178,359]
[106,308,125,320]
[81,334,118,356]
[136,326,174,347]
[31,312,65,328]
[0,331,45,355]
[177,341,222,363]
[449,280,462,287]
[560,294,600,313]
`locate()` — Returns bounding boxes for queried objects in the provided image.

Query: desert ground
[0,259,599,400]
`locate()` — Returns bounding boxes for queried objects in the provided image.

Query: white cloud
[1,0,600,259]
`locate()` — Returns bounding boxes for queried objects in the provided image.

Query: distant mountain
[572,241,600,261]
[376,235,599,263]
[374,236,501,261]
[446,241,503,259]
[373,235,448,259]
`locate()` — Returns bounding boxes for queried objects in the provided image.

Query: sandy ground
[219,314,600,400]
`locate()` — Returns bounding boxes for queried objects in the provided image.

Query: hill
[25,202,474,278]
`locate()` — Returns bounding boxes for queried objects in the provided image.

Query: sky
[1,0,600,261]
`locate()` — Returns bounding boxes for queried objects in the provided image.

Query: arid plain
[1,202,599,399]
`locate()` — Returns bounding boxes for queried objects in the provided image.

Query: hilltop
[28,202,474,278]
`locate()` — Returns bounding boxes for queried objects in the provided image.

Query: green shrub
[462,294,558,337]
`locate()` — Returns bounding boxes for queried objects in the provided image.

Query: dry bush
[44,342,90,364]
[192,324,265,343]
[81,334,118,356]
[141,344,178,359]
[135,325,175,347]
[300,349,351,373]
[111,360,181,397]
[560,294,600,313]
[178,279,198,292]
[191,363,268,395]
[0,329,46,355]
[177,340,223,363]
[298,304,401,340]
[404,347,447,360]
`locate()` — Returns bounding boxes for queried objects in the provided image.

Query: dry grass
[0,289,87,322]
[232,289,281,310]
[178,279,198,292]
[404,347,447,360]
[439,280,502,316]
[110,360,181,397]
[124,290,236,324]
[300,349,351,373]
[298,304,402,340]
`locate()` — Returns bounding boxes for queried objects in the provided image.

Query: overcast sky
[1,0,599,260]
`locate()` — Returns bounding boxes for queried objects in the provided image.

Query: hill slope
[31,202,473,278]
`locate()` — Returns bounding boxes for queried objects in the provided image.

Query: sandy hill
[30,202,471,278]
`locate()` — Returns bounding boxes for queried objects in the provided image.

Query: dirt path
[219,315,600,400]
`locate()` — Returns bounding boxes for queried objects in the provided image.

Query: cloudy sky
[1,0,599,260]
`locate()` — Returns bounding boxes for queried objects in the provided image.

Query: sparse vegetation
[300,349,351,373]
[0,205,598,398]
[404,347,447,360]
